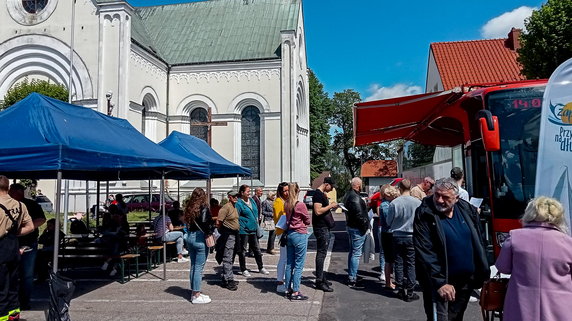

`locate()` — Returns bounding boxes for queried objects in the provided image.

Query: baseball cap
[227,190,240,197]
[324,177,335,187]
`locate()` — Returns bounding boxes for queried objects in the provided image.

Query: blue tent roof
[159,131,252,178]
[0,93,210,180]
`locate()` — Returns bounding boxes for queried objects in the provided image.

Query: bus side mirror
[477,110,500,152]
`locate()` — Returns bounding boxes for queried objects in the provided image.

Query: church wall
[0,0,101,100]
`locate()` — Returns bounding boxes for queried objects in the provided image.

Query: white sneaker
[259,268,270,275]
[101,262,109,271]
[109,268,117,277]
[181,249,189,255]
[199,293,210,299]
[277,284,286,293]
[241,270,251,277]
[177,257,189,263]
[378,274,386,282]
[191,295,211,304]
[369,253,375,261]
[469,296,478,303]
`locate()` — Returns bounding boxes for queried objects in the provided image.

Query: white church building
[0,0,310,208]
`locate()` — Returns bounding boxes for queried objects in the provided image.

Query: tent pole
[96,181,100,228]
[236,175,239,188]
[85,180,89,229]
[177,180,180,202]
[207,179,211,205]
[148,179,152,222]
[53,171,63,273]
[63,180,69,234]
[161,173,166,280]
[106,181,109,207]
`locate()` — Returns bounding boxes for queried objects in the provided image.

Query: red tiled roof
[360,160,397,178]
[431,39,526,90]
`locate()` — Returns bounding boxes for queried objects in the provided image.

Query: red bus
[353,79,547,256]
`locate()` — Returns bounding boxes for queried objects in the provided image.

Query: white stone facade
[0,0,310,210]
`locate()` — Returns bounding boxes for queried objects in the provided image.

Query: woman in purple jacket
[495,197,572,321]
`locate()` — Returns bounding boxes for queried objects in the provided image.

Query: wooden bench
[117,253,141,283]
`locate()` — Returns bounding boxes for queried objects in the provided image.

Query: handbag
[194,221,215,248]
[261,218,275,231]
[256,225,264,239]
[480,273,509,321]
[324,210,336,229]
[279,202,296,247]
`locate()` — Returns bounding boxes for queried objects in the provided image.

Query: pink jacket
[286,201,311,234]
[495,222,572,321]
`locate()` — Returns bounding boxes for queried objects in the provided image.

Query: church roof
[430,38,525,90]
[131,0,301,65]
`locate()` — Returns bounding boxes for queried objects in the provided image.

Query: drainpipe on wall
[166,65,171,137]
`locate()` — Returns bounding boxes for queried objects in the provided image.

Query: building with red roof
[426,28,525,92]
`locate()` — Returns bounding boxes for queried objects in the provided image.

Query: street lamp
[106,91,114,116]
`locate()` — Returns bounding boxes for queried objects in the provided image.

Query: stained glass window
[190,108,208,142]
[22,0,48,14]
[241,106,260,179]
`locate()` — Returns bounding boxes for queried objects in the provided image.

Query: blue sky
[128,0,544,100]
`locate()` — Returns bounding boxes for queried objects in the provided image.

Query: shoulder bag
[194,220,215,248]
[480,272,509,321]
[279,201,297,247]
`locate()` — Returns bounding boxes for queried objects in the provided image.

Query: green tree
[330,89,399,194]
[1,79,68,110]
[403,142,435,169]
[518,0,572,79]
[308,69,332,181]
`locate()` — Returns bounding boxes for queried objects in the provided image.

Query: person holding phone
[312,177,337,292]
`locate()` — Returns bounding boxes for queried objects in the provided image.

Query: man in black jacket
[343,177,369,288]
[414,177,489,321]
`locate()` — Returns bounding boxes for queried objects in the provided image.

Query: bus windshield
[486,86,545,219]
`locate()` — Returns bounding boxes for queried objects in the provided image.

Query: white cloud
[481,6,535,39]
[365,83,422,101]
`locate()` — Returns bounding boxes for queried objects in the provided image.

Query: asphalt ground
[318,215,483,321]
[19,213,483,321]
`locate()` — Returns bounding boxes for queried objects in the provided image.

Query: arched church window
[190,108,208,142]
[22,0,48,14]
[241,106,260,180]
[142,94,156,138]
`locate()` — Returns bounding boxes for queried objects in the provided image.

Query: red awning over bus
[353,90,467,147]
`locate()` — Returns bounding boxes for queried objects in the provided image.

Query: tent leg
[161,173,166,281]
[177,180,180,202]
[85,180,89,228]
[96,181,100,229]
[207,179,211,205]
[53,171,63,273]
[148,179,152,222]
[63,180,69,234]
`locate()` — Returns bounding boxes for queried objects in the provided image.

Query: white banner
[535,57,572,230]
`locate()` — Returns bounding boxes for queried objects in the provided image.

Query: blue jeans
[347,227,367,282]
[185,231,207,292]
[163,231,184,254]
[284,231,308,293]
[19,242,37,307]
[378,227,385,271]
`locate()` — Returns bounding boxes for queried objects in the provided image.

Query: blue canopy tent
[159,131,252,178]
[0,93,210,278]
[0,93,210,180]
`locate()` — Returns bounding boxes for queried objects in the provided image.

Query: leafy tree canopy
[329,89,399,194]
[518,0,572,79]
[1,78,68,110]
[308,69,332,181]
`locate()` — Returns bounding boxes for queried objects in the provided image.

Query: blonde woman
[283,182,311,300]
[495,197,572,321]
[262,191,277,254]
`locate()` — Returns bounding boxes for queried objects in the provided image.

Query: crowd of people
[2,168,572,319]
